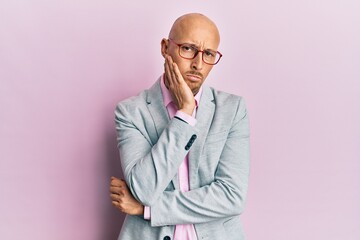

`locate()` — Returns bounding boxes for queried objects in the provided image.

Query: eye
[204,50,216,58]
[181,45,196,52]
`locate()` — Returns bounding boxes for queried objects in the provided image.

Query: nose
[191,51,203,70]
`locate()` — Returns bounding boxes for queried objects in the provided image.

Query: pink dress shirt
[144,75,202,240]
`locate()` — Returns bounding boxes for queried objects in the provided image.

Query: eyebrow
[183,42,216,52]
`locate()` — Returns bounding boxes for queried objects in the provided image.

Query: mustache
[186,71,203,79]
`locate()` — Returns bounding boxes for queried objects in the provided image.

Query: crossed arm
[110,103,249,226]
[110,177,144,215]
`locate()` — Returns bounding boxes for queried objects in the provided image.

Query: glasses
[168,38,222,65]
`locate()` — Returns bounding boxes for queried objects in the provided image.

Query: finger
[165,55,172,77]
[166,54,173,64]
[110,185,121,190]
[112,201,123,210]
[118,180,127,189]
[110,179,122,187]
[120,188,128,195]
[172,62,183,83]
[109,186,121,194]
[164,57,173,88]
[167,61,179,90]
[111,178,127,188]
[166,56,176,80]
[114,202,125,212]
[110,176,121,182]
[110,192,125,201]
[110,193,121,201]
[171,62,181,84]
[166,55,179,81]
[170,62,178,84]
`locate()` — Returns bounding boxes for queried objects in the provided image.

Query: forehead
[170,16,220,49]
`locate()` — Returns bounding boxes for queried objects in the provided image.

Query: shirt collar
[160,74,203,108]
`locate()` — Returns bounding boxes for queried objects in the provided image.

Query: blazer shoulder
[118,91,147,106]
[115,90,148,117]
[115,79,161,112]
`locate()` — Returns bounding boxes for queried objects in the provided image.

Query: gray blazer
[115,78,250,240]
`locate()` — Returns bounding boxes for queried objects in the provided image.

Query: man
[110,13,250,240]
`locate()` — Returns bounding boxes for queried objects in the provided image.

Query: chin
[191,87,200,96]
[185,80,202,95]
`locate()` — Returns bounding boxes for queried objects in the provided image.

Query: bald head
[160,13,221,95]
[168,13,220,48]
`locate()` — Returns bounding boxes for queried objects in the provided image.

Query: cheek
[168,48,182,63]
[173,59,190,75]
[202,66,213,77]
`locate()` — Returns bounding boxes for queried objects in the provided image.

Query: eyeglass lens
[179,44,220,64]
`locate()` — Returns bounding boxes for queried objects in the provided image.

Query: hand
[164,55,195,115]
[110,177,144,215]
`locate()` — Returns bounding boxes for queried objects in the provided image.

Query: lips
[186,73,203,82]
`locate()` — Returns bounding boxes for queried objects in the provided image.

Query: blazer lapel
[189,86,215,189]
[146,78,169,140]
[146,78,179,189]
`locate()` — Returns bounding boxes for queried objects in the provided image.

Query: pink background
[1,1,359,239]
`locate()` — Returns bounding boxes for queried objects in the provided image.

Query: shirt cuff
[175,111,197,126]
[144,206,151,220]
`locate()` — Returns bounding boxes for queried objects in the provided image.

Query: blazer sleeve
[149,97,250,226]
[115,102,198,206]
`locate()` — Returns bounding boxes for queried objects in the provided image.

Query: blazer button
[163,236,171,240]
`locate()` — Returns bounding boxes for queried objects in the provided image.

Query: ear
[160,38,168,58]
